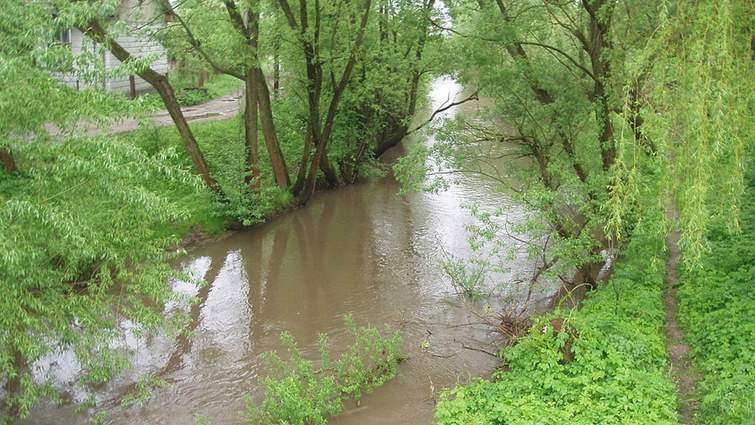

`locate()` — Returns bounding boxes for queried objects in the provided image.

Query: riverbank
[12,76,522,425]
[435,195,681,424]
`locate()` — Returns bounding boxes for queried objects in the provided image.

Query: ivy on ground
[435,214,679,425]
[678,164,755,425]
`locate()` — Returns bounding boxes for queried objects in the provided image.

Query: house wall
[55,29,100,91]
[55,0,169,96]
[106,31,169,94]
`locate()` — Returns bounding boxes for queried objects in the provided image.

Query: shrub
[244,317,403,425]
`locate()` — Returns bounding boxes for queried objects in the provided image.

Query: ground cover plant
[434,205,679,424]
[677,164,755,424]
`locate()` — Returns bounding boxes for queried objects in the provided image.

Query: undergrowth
[244,317,403,425]
[435,211,679,424]
[677,164,755,425]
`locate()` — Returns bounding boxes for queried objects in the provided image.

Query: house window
[57,28,71,46]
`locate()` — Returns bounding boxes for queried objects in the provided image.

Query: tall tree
[79,19,220,191]
[158,0,291,189]
[276,0,373,202]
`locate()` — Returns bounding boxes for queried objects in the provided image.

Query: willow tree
[400,0,750,290]
[605,0,752,267]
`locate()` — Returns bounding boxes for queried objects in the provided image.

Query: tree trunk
[246,5,290,190]
[0,147,17,173]
[155,78,220,191]
[3,349,26,418]
[254,70,290,189]
[297,0,373,204]
[292,126,314,196]
[82,20,219,192]
[244,68,261,187]
[273,38,281,98]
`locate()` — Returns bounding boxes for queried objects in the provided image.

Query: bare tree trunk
[273,37,281,98]
[82,20,220,192]
[0,147,17,173]
[244,68,261,187]
[197,69,209,88]
[155,78,220,191]
[254,70,290,189]
[247,4,290,189]
[292,126,313,195]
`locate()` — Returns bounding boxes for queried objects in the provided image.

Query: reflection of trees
[157,252,226,378]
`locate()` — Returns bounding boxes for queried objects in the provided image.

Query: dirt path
[45,90,243,137]
[664,207,698,424]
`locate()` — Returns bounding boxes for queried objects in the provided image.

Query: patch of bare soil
[664,208,699,424]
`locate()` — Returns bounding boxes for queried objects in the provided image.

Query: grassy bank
[435,209,679,424]
[677,167,755,424]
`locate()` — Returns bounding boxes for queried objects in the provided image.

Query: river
[23,77,549,425]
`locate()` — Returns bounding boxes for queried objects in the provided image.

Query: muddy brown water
[22,77,551,425]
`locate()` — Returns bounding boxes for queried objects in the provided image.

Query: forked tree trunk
[296,0,373,204]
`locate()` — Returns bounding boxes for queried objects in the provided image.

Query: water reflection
[23,77,544,425]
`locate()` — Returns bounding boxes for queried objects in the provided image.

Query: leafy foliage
[677,160,755,424]
[435,205,678,424]
[0,136,219,419]
[244,317,403,424]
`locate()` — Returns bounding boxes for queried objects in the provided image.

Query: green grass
[435,207,679,425]
[115,115,296,226]
[677,165,755,425]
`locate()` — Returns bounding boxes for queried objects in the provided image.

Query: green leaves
[436,219,679,424]
[244,317,403,424]
[677,163,755,424]
[0,136,214,418]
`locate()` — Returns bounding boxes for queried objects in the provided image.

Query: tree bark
[298,0,373,204]
[0,147,17,173]
[273,36,281,98]
[247,3,290,189]
[244,68,261,187]
[255,68,291,189]
[81,20,220,192]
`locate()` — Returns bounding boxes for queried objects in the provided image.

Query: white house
[57,0,169,97]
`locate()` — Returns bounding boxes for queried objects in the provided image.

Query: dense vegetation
[1,0,441,419]
[436,202,678,424]
[678,165,755,424]
[245,318,403,424]
[0,0,751,423]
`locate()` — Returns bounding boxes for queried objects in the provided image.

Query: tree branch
[159,0,244,79]
[406,90,479,136]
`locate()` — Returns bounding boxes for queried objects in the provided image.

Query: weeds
[244,316,403,425]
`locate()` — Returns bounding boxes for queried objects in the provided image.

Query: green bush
[244,317,403,425]
[0,136,218,418]
[118,117,294,226]
[435,217,679,424]
[678,167,755,425]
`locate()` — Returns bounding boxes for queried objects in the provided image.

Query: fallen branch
[460,343,498,358]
